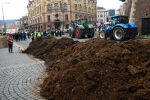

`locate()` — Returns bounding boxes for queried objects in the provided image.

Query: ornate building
[97,7,108,23]
[27,0,97,32]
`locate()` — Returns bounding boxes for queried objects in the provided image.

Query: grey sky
[0,0,123,20]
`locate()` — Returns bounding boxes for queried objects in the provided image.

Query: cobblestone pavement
[15,39,32,49]
[0,41,45,100]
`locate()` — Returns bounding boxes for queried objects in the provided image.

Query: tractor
[69,19,95,39]
[99,15,138,41]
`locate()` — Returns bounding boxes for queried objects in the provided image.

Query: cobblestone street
[0,40,45,100]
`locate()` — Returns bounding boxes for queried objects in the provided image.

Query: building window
[64,3,67,10]
[40,6,41,12]
[65,14,68,21]
[75,14,78,20]
[47,4,51,11]
[47,15,50,22]
[54,3,58,10]
[75,4,77,10]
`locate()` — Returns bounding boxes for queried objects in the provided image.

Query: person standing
[31,32,34,41]
[7,33,14,53]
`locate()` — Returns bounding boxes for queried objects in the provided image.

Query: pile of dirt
[25,37,150,100]
[0,36,8,48]
[25,37,78,62]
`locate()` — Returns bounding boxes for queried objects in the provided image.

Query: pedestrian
[7,33,13,53]
[27,32,29,39]
[99,24,101,32]
[31,32,34,41]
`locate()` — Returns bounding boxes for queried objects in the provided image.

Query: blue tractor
[99,15,138,41]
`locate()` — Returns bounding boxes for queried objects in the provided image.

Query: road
[0,33,149,100]
[0,40,45,100]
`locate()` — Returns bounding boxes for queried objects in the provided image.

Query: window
[64,3,67,10]
[65,14,68,21]
[38,18,40,23]
[47,15,50,22]
[40,6,41,12]
[54,3,58,10]
[80,4,82,10]
[47,4,51,11]
[75,4,77,10]
[75,14,78,20]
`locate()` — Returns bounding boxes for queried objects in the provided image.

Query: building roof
[97,6,105,10]
[7,25,16,29]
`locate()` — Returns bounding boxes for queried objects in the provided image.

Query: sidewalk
[0,40,45,100]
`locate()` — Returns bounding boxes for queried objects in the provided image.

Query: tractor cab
[111,15,129,25]
[77,19,88,25]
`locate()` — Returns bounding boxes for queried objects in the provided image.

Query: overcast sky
[0,0,123,20]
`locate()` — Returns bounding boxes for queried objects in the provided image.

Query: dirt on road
[25,37,150,100]
[0,36,8,48]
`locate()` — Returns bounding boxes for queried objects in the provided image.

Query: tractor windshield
[80,20,88,24]
[112,16,129,24]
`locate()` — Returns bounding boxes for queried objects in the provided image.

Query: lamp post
[1,0,10,33]
[1,0,5,33]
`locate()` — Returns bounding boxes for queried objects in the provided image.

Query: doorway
[55,20,61,29]
[142,18,150,35]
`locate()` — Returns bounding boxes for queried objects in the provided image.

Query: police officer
[37,32,41,38]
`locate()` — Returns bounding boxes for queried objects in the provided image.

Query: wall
[129,0,150,34]
[0,36,8,48]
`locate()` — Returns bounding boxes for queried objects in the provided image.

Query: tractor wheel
[75,28,83,39]
[69,31,75,38]
[113,27,125,41]
[130,29,137,39]
[87,29,94,38]
[99,31,106,39]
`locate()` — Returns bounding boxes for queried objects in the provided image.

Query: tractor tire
[99,31,106,39]
[130,29,137,39]
[75,28,83,39]
[113,27,125,41]
[69,30,75,38]
[87,29,94,38]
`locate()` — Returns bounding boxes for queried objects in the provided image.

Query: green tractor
[69,19,95,39]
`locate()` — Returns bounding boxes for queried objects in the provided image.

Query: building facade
[97,7,108,23]
[119,0,132,16]
[6,25,17,34]
[108,9,115,17]
[16,16,28,32]
[27,0,97,32]
[121,0,150,35]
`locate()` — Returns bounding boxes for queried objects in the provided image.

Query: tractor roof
[111,15,128,18]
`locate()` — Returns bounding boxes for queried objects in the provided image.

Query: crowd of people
[13,32,27,41]
[10,29,68,41]
[3,29,69,53]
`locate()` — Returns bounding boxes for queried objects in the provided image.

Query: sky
[0,0,123,20]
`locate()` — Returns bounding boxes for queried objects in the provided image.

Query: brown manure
[24,37,150,100]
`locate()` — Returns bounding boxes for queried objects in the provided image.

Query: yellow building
[27,0,97,32]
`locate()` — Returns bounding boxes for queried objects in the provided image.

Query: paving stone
[0,41,45,100]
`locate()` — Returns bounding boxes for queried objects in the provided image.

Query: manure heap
[25,37,150,100]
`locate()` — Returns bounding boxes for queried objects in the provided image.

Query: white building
[6,25,17,34]
[16,16,28,32]
[16,20,21,32]
[97,7,108,24]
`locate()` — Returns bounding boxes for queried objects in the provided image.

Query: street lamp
[1,0,10,33]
